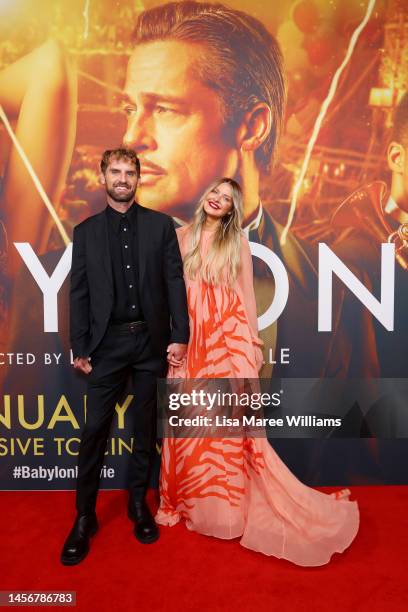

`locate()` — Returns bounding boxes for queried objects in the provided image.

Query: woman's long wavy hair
[183,178,243,285]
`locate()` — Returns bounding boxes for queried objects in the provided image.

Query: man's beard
[106,184,136,202]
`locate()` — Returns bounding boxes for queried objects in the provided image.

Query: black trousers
[75,323,167,514]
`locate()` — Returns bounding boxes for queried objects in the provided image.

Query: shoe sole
[60,549,89,566]
[60,525,98,566]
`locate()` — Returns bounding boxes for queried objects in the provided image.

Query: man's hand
[167,343,187,366]
[73,356,92,374]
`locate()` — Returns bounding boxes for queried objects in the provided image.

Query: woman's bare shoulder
[176,224,193,242]
[176,225,191,236]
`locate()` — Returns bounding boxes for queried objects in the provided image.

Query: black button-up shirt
[106,203,143,323]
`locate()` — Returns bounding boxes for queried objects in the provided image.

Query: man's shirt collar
[106,202,137,234]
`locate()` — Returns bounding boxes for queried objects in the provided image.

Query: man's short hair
[392,93,408,147]
[132,1,286,172]
[100,148,140,177]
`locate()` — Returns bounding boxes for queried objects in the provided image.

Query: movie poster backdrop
[1,0,407,490]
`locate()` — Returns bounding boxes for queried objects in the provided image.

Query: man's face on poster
[122,40,239,218]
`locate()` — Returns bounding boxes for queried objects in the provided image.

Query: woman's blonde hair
[183,178,243,285]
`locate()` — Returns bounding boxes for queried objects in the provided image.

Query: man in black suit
[61,147,189,565]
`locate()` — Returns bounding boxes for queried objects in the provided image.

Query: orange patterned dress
[156,225,359,566]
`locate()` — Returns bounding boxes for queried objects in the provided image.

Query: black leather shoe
[128,499,159,544]
[60,513,98,566]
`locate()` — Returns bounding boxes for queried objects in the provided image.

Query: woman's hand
[167,343,187,366]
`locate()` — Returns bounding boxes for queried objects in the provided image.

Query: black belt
[109,320,147,333]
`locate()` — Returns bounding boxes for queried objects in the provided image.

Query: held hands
[167,343,187,367]
[73,356,92,375]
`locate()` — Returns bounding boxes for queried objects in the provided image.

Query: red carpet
[1,486,407,611]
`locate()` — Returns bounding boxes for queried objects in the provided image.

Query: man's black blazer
[69,203,189,359]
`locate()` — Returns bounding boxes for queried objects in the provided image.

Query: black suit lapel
[135,204,147,291]
[94,211,113,292]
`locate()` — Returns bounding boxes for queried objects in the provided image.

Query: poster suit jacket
[249,207,379,379]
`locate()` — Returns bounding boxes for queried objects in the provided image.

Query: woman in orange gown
[156,178,359,566]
